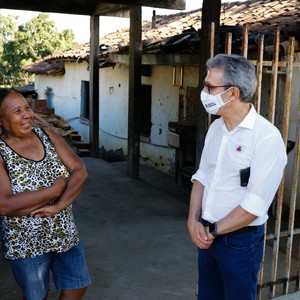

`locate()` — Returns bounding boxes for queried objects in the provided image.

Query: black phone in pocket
[240,167,250,187]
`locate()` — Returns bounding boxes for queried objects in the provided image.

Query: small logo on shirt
[236,146,242,152]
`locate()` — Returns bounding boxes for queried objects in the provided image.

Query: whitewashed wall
[33,62,199,173]
[100,64,200,173]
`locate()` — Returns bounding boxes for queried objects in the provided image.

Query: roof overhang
[0,0,186,16]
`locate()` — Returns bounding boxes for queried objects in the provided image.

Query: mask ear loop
[218,87,234,108]
[219,86,233,96]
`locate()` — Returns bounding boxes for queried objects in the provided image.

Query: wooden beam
[94,0,186,15]
[127,5,142,179]
[89,15,100,157]
[95,0,186,16]
[137,0,185,10]
[108,53,202,66]
[0,0,185,16]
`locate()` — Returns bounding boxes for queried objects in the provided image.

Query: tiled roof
[27,0,300,68]
[24,61,65,75]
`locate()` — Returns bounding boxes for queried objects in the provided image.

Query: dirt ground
[0,157,299,300]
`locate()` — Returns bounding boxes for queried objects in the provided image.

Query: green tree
[0,14,18,46]
[0,14,18,86]
[0,12,76,87]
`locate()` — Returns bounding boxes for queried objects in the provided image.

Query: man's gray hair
[206,54,257,102]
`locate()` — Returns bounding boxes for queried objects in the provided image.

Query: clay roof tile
[27,0,300,67]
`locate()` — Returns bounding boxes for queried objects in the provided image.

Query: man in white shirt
[187,54,287,300]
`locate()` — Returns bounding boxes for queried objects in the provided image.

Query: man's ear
[231,86,240,100]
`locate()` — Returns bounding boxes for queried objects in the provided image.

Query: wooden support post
[196,0,221,167]
[127,5,142,178]
[89,14,100,157]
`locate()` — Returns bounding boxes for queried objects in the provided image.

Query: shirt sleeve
[191,168,206,185]
[191,138,209,186]
[240,134,287,217]
[191,121,219,186]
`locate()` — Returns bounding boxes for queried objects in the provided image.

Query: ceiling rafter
[0,0,185,16]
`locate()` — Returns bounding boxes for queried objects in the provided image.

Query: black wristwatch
[209,222,220,238]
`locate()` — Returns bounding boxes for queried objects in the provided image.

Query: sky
[0,0,246,44]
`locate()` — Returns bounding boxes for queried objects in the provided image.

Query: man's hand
[187,219,214,249]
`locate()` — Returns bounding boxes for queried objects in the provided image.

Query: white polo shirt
[191,105,287,226]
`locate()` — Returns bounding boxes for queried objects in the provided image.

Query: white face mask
[200,87,232,115]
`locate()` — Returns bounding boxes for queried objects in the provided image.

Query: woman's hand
[31,203,62,218]
[30,175,68,217]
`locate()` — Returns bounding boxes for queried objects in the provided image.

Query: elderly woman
[0,89,91,300]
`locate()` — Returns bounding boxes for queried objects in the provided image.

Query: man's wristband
[209,222,220,237]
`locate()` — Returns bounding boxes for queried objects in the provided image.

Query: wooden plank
[268,27,280,124]
[254,34,264,113]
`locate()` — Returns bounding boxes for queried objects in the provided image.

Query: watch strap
[209,222,219,237]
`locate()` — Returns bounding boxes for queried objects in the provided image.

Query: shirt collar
[238,104,257,129]
[219,103,257,130]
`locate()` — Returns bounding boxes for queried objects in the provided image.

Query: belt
[199,218,258,236]
[228,226,258,235]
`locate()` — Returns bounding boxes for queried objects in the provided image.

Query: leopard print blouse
[0,127,79,259]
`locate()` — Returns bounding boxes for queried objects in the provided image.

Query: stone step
[68,131,91,157]
[77,148,91,157]
[69,133,81,141]
[73,141,90,149]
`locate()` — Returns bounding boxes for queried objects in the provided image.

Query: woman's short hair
[206,54,257,102]
[0,88,18,106]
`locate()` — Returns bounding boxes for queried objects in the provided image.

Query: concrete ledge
[273,291,300,299]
